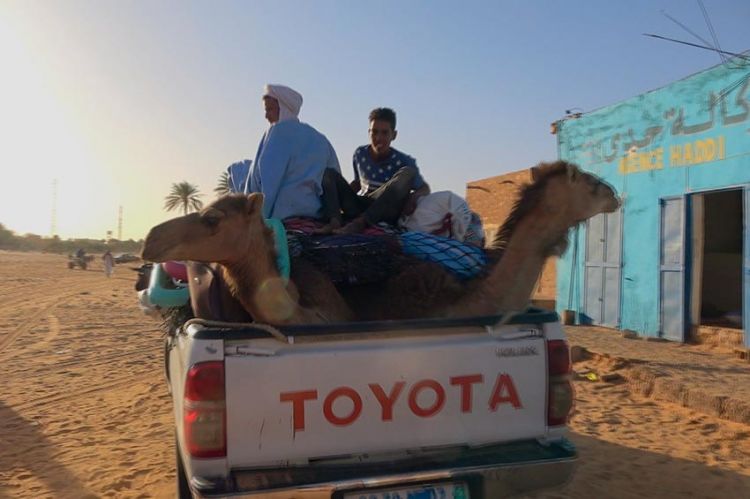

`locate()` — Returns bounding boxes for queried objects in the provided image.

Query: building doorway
[582,208,622,328]
[690,189,743,341]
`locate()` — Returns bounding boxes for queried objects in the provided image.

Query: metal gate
[583,209,622,327]
[660,197,685,341]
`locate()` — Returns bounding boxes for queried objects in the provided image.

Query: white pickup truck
[165,308,577,498]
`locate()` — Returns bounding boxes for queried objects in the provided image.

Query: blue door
[583,209,622,327]
[744,188,750,348]
[660,197,685,341]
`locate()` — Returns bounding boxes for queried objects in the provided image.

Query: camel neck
[451,207,567,317]
[221,242,324,326]
[220,237,298,324]
[493,218,565,310]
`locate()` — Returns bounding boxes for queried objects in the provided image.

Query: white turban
[263,84,303,123]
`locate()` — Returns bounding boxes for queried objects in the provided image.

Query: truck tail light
[184,361,226,458]
[547,340,574,427]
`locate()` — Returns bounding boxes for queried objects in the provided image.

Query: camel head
[531,161,620,225]
[491,161,620,257]
[141,193,270,264]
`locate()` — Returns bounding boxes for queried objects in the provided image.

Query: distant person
[315,107,430,234]
[225,159,253,194]
[102,250,114,278]
[75,248,86,259]
[247,84,341,220]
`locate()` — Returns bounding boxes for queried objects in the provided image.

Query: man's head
[263,95,280,123]
[262,84,303,124]
[368,107,397,157]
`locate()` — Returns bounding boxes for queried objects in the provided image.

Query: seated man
[248,84,341,220]
[316,107,430,234]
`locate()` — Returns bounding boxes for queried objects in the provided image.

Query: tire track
[0,294,76,353]
[41,313,61,346]
[0,278,94,311]
[5,316,161,365]
[12,369,156,412]
[8,333,159,365]
[22,346,163,374]
[0,279,111,315]
[0,280,127,355]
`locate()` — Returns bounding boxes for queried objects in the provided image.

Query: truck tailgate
[224,327,547,467]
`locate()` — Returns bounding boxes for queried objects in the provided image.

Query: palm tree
[164,182,203,215]
[214,171,232,196]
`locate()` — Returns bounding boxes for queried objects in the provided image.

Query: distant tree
[214,171,232,197]
[44,234,63,253]
[0,223,18,250]
[164,182,203,215]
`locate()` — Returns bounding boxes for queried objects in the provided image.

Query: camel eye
[583,175,600,191]
[202,215,221,228]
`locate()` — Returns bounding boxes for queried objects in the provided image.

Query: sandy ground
[0,251,173,499]
[0,251,748,498]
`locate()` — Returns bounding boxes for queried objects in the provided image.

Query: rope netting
[285,224,487,284]
[290,233,401,285]
[399,231,487,280]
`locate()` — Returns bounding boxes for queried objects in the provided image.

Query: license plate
[344,482,469,499]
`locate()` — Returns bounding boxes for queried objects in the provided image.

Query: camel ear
[566,164,579,182]
[530,166,542,182]
[246,193,265,216]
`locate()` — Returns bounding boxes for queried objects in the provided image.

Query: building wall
[555,57,750,337]
[466,170,557,302]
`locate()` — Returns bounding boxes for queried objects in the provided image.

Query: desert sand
[0,251,748,498]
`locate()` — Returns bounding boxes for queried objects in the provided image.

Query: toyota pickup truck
[165,308,577,498]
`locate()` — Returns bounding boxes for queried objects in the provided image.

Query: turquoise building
[554,56,750,347]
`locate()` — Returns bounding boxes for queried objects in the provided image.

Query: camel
[141,161,620,325]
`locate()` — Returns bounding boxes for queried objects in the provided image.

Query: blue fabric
[399,231,487,280]
[352,146,426,194]
[227,159,252,193]
[264,218,290,282]
[250,121,341,220]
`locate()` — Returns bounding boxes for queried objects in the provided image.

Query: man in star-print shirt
[317,107,430,234]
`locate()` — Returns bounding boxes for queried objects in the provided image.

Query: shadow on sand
[521,433,750,498]
[0,401,95,499]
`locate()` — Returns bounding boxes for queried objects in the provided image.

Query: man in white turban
[246,84,341,220]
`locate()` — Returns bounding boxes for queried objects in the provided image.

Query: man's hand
[402,192,424,217]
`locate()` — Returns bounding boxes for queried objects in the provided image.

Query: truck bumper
[191,439,577,498]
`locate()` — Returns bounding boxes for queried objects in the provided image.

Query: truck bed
[170,309,576,498]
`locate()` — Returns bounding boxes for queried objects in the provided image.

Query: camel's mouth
[141,213,205,262]
[607,195,622,212]
[141,227,183,263]
[141,239,169,263]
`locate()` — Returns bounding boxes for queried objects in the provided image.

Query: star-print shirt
[352,146,426,195]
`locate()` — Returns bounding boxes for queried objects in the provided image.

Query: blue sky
[0,0,748,239]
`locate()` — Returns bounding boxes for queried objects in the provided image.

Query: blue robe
[249,120,340,220]
[226,159,252,193]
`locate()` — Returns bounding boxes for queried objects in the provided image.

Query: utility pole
[117,205,123,240]
[50,178,58,237]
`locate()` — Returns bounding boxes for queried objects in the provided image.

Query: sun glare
[0,8,121,240]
